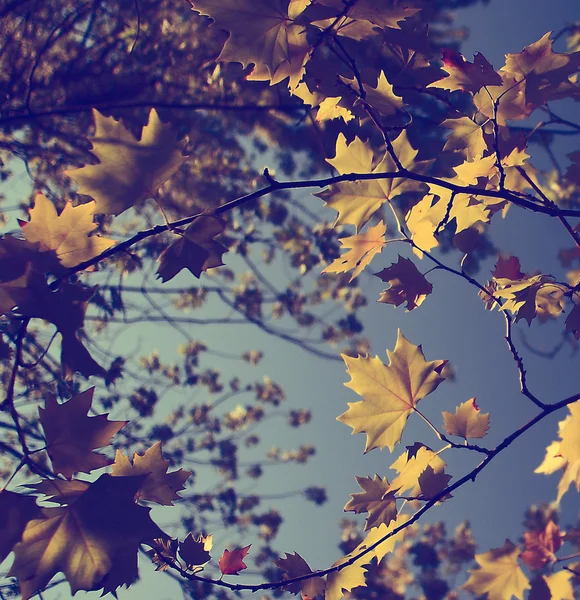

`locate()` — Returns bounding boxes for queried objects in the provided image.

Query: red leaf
[218,545,251,575]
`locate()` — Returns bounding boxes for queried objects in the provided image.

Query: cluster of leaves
[1,0,580,599]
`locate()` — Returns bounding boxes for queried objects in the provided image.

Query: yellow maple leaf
[325,554,367,600]
[323,221,386,281]
[442,398,490,439]
[65,109,188,216]
[529,572,574,600]
[354,513,411,564]
[337,330,447,452]
[463,540,530,600]
[20,193,115,269]
[344,474,397,531]
[442,116,487,161]
[340,71,404,116]
[535,402,580,502]
[315,97,354,123]
[405,194,447,256]
[388,443,449,498]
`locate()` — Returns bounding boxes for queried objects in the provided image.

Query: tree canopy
[0,0,579,599]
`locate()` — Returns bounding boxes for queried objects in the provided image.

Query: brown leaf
[111,442,192,505]
[8,474,166,599]
[39,388,127,479]
[375,256,433,311]
[429,49,502,93]
[179,533,212,570]
[0,491,39,564]
[157,214,228,282]
[520,521,562,570]
[344,474,397,530]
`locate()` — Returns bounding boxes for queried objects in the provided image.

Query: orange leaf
[218,545,251,575]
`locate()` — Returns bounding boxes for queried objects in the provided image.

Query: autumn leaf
[493,255,525,280]
[503,32,580,107]
[8,474,166,599]
[65,109,188,216]
[463,540,530,600]
[275,552,325,598]
[179,533,212,570]
[39,388,127,479]
[337,330,447,452]
[0,491,39,565]
[353,513,411,564]
[340,71,404,116]
[218,545,251,575]
[429,49,502,93]
[323,222,386,281]
[315,97,354,123]
[111,442,192,505]
[494,275,567,325]
[520,521,562,570]
[157,214,228,282]
[26,479,90,504]
[344,474,397,531]
[190,0,309,88]
[442,398,490,439]
[529,572,574,600]
[388,443,450,499]
[375,256,433,310]
[325,553,367,600]
[442,117,487,161]
[536,401,580,502]
[19,193,115,269]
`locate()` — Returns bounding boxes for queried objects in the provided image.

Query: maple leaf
[473,71,529,125]
[337,330,447,452]
[503,32,580,107]
[442,398,490,439]
[405,194,447,256]
[494,275,567,325]
[315,97,354,123]
[19,193,115,269]
[529,572,574,600]
[39,388,127,479]
[344,474,397,531]
[535,402,580,502]
[375,256,433,310]
[353,513,411,564]
[65,109,188,216]
[0,491,39,565]
[323,222,386,281]
[442,117,487,161]
[429,49,502,93]
[463,540,530,600]
[218,545,251,575]
[316,0,422,35]
[179,533,212,571]
[275,552,325,598]
[26,479,90,504]
[190,1,309,88]
[388,443,450,499]
[493,255,525,280]
[111,442,192,505]
[157,214,228,282]
[340,71,404,116]
[325,553,367,600]
[520,521,562,570]
[8,474,166,599]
